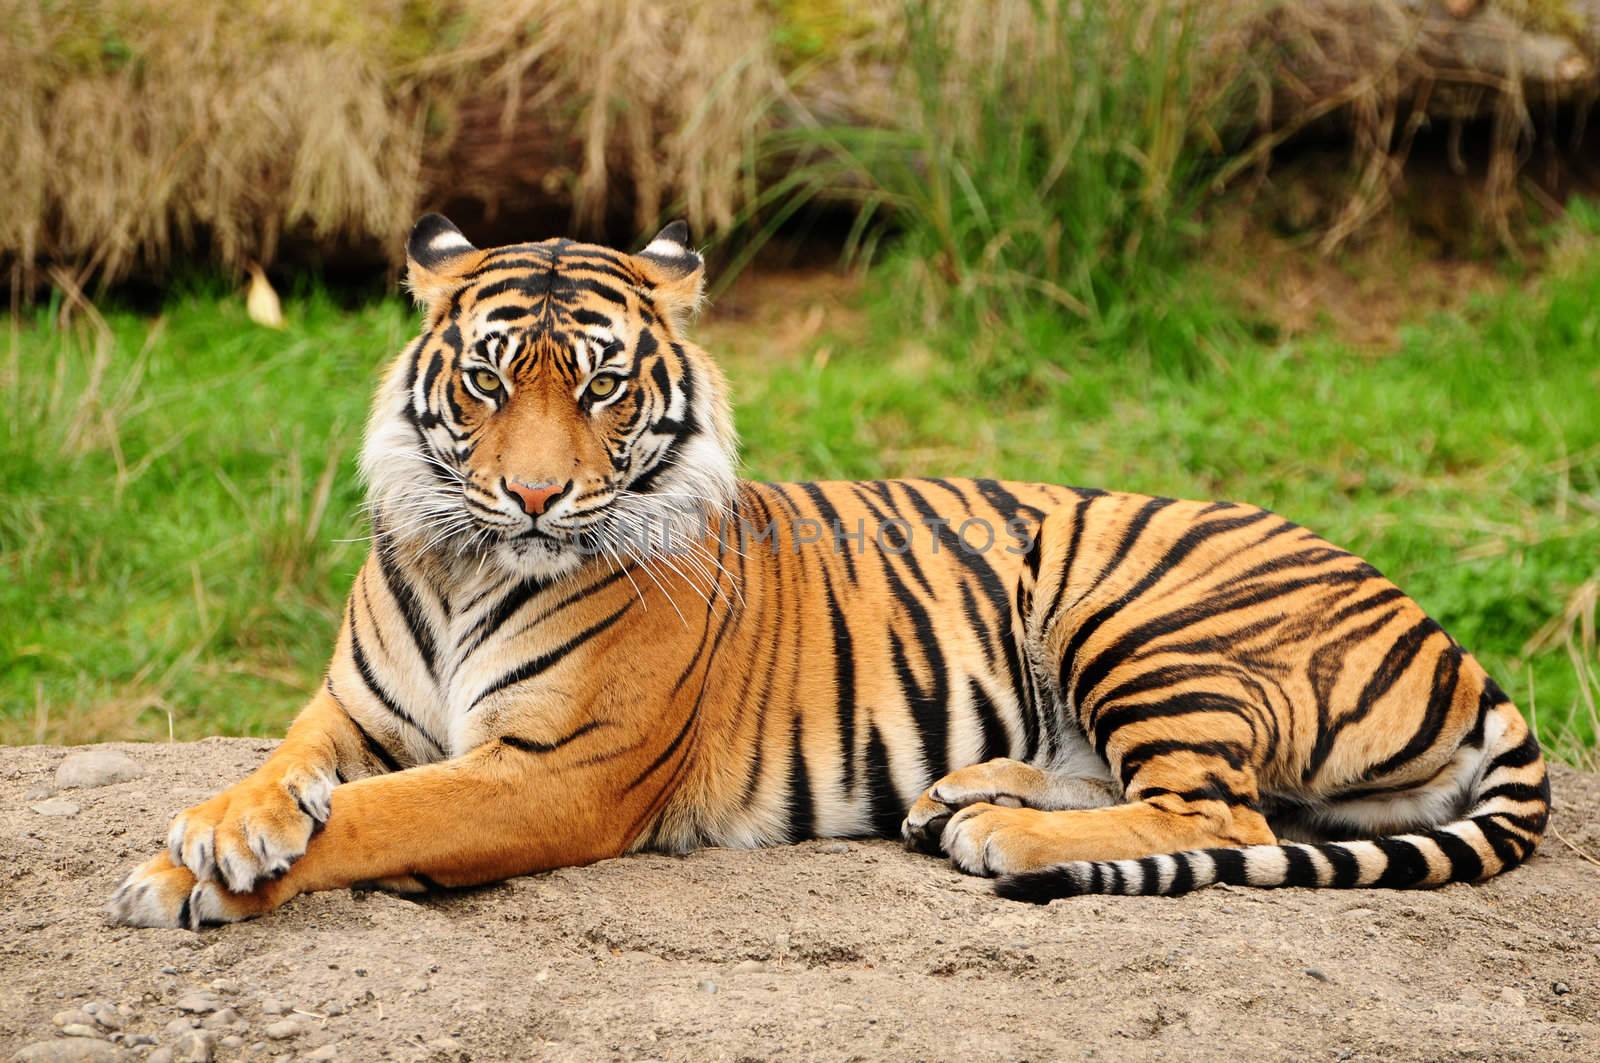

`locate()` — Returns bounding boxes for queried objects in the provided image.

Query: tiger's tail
[996,698,1550,902]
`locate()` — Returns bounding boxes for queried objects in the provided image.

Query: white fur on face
[358,326,739,584]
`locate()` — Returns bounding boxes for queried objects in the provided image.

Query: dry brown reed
[1,0,1594,293]
[0,0,833,291]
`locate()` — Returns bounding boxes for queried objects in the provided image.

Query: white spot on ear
[430,231,473,253]
[642,238,688,258]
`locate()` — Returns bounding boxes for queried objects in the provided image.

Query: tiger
[107,216,1549,928]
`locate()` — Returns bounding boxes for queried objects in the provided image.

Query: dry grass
[1235,0,1596,251]
[0,0,847,292]
[4,1,1593,294]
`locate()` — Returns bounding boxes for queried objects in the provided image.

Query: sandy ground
[3,740,1599,1062]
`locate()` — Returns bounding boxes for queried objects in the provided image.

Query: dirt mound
[4,739,1599,1061]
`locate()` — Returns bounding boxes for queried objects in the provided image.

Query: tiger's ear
[632,220,705,329]
[406,214,485,323]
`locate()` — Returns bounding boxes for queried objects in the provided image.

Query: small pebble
[29,798,81,817]
[1553,981,1572,995]
[11,1041,121,1062]
[304,1046,341,1062]
[81,1002,123,1031]
[148,1049,176,1063]
[52,1010,93,1029]
[259,997,289,1016]
[821,842,851,854]
[199,1008,242,1030]
[174,992,222,1014]
[1303,967,1330,983]
[56,749,145,789]
[165,1017,199,1036]
[160,967,180,976]
[207,979,240,995]
[264,1020,302,1041]
[698,979,718,994]
[59,1025,103,1039]
[173,1029,218,1063]
[220,1036,245,1050]
[322,1002,345,1017]
[121,1034,158,1047]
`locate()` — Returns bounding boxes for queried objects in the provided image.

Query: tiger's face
[361,215,737,581]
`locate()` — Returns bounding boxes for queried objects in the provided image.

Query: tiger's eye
[471,369,502,393]
[587,375,619,400]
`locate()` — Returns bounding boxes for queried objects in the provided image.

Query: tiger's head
[360,215,737,581]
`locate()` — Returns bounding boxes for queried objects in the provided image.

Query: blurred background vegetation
[2,0,1597,763]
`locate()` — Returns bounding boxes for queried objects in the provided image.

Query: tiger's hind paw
[901,758,1115,856]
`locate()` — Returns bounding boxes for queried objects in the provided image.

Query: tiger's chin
[487,534,587,583]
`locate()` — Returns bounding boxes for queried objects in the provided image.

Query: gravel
[4,738,1599,1062]
[54,751,144,791]
[10,1040,120,1062]
[261,1021,299,1042]
[27,800,80,818]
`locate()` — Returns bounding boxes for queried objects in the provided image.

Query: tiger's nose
[505,479,566,516]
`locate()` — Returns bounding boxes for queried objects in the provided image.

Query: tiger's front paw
[167,761,335,893]
[106,852,281,929]
[941,804,1064,878]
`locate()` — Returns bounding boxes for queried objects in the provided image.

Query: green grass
[2,241,1598,763]
[754,0,1239,373]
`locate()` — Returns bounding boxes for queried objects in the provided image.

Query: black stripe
[348,625,445,755]
[1168,852,1195,895]
[787,717,816,842]
[625,694,700,793]
[1321,843,1361,887]
[1307,617,1442,778]
[1062,509,1274,713]
[459,573,561,662]
[1282,844,1319,887]
[864,727,904,838]
[1208,847,1249,885]
[1116,739,1246,788]
[1427,827,1485,883]
[471,601,632,709]
[1138,857,1161,894]
[819,566,858,794]
[1474,782,1548,805]
[346,709,403,772]
[1094,691,1258,760]
[1372,838,1431,887]
[796,482,857,582]
[1486,732,1543,772]
[968,677,1012,762]
[375,542,438,678]
[1041,492,1101,633]
[501,719,604,754]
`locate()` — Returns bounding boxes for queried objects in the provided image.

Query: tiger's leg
[140,683,395,901]
[938,714,1276,877]
[901,758,1118,855]
[107,731,644,929]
